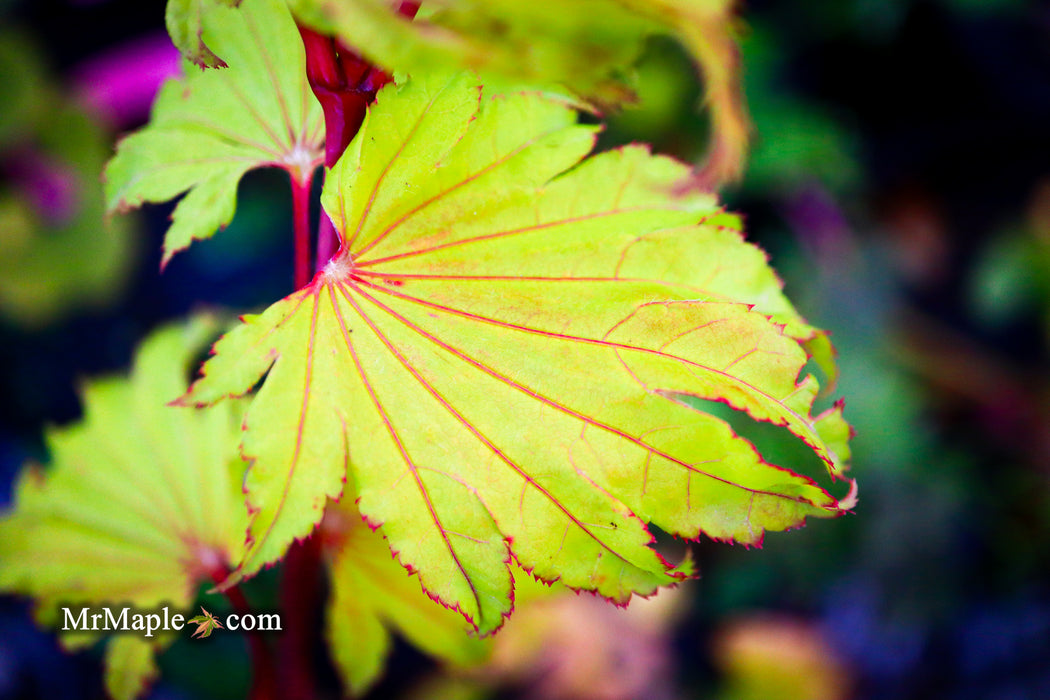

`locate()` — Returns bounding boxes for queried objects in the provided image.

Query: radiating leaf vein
[337,283,657,579]
[329,283,487,622]
[351,281,823,508]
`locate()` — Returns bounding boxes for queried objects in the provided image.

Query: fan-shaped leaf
[0,317,248,699]
[183,72,854,634]
[107,0,324,265]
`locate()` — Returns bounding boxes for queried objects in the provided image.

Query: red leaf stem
[298,2,419,272]
[298,25,371,272]
[315,209,338,272]
[298,25,371,169]
[291,169,314,290]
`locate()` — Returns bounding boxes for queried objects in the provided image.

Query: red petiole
[296,6,415,279]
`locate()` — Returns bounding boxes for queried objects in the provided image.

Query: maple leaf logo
[187,606,224,639]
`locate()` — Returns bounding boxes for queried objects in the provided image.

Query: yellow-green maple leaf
[0,314,493,697]
[107,0,324,265]
[181,72,854,635]
[165,0,243,68]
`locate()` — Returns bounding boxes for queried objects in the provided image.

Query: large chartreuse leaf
[290,0,749,183]
[182,72,854,634]
[323,501,488,694]
[0,317,248,700]
[106,0,324,265]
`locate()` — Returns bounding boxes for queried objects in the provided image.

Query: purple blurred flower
[72,32,181,128]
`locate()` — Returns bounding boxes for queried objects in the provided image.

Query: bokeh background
[2,0,1049,698]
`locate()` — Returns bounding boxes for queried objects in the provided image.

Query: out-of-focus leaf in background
[712,613,852,700]
[291,0,750,185]
[321,502,489,696]
[0,316,248,700]
[0,30,135,327]
[400,570,691,700]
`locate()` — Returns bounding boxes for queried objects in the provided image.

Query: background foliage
[1,0,1049,699]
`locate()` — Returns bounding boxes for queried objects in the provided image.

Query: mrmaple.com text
[61,606,282,637]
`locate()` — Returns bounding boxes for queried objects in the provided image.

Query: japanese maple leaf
[0,313,495,696]
[106,0,324,265]
[188,606,225,639]
[182,72,854,634]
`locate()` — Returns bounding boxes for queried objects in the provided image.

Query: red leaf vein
[340,284,655,574]
[328,283,485,619]
[350,282,826,508]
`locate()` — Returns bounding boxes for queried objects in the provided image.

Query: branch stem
[209,572,278,700]
[298,4,417,271]
[298,25,371,169]
[316,212,338,273]
[277,534,325,700]
[291,170,314,289]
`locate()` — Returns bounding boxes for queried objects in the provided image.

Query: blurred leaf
[969,229,1045,328]
[0,33,135,327]
[481,576,689,700]
[0,30,48,147]
[291,0,750,185]
[738,24,860,194]
[105,637,160,700]
[323,504,488,695]
[713,614,852,700]
[0,316,248,700]
[606,37,700,143]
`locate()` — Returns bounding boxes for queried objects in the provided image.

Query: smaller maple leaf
[187,607,224,639]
